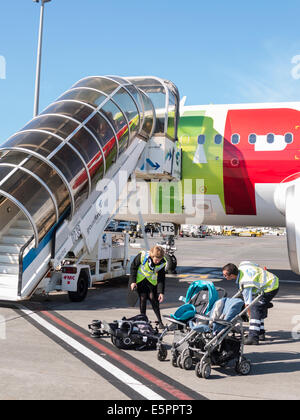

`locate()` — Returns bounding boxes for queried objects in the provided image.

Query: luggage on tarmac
[88,314,160,350]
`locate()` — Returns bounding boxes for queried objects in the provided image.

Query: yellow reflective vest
[136,251,167,287]
[238,261,279,294]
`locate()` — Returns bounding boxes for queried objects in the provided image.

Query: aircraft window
[198,134,205,144]
[248,133,256,144]
[231,134,240,144]
[267,133,274,144]
[214,134,222,144]
[285,133,293,143]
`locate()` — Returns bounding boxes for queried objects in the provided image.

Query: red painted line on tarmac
[42,310,194,401]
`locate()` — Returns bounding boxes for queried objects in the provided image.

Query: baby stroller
[156,280,226,361]
[170,291,263,378]
[88,314,160,351]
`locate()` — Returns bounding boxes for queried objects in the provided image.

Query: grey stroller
[170,291,264,378]
[156,280,226,361]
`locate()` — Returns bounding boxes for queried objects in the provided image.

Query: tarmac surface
[0,234,299,401]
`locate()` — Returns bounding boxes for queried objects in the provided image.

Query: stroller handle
[194,314,210,321]
[215,287,228,298]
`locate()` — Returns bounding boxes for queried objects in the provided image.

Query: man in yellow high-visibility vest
[222,261,279,345]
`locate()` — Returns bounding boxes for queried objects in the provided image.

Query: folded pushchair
[88,314,160,350]
[171,295,253,378]
[156,280,226,361]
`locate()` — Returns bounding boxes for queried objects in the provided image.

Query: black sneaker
[244,336,259,345]
[259,333,266,341]
[158,322,165,330]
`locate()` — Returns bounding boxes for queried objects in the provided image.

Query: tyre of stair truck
[68,272,89,302]
[171,254,177,271]
[165,254,176,274]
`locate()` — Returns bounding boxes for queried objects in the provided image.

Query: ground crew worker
[129,245,167,329]
[222,261,279,345]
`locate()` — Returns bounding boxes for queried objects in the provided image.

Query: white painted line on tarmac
[18,306,165,401]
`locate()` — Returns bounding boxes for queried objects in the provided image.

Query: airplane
[116,98,300,275]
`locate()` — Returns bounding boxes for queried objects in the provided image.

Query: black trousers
[249,288,279,338]
[137,279,162,323]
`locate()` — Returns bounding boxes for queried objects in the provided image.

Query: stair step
[8,228,33,236]
[1,235,31,245]
[15,219,31,228]
[0,253,19,264]
[0,244,22,253]
[0,274,18,286]
[0,263,19,275]
[0,274,19,300]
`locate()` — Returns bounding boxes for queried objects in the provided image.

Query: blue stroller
[156,280,226,361]
[171,296,253,378]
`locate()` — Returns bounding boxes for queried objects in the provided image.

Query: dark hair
[222,263,238,276]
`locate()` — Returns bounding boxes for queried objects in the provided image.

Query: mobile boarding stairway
[0,75,181,301]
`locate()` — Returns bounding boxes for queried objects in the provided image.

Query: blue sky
[0,0,300,142]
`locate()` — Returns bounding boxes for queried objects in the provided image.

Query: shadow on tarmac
[176,265,300,282]
[22,264,300,313]
[247,349,300,375]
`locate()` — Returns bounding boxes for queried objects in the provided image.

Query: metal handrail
[18,235,34,296]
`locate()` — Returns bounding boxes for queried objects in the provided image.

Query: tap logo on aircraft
[179,106,300,218]
[224,108,298,215]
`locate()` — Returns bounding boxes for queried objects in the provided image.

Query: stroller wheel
[201,362,211,379]
[195,361,202,378]
[235,359,251,375]
[91,320,102,329]
[90,330,102,338]
[157,345,168,361]
[182,355,193,370]
[114,337,124,348]
[177,354,183,369]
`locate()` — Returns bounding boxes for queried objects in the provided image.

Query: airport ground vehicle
[223,227,262,237]
[223,228,234,236]
[42,232,129,301]
[116,221,131,232]
[180,225,207,238]
[238,229,263,237]
[105,220,118,231]
[191,226,207,238]
[0,75,181,301]
[157,235,177,273]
